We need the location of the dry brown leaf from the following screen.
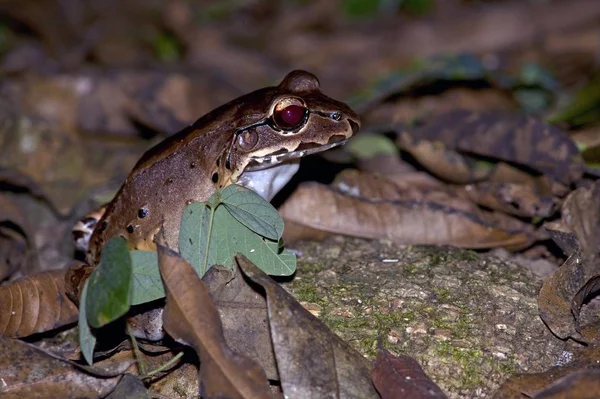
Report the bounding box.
[538,181,600,340]
[0,268,78,337]
[202,265,279,381]
[281,220,332,244]
[105,374,150,399]
[235,254,380,399]
[0,195,36,281]
[458,182,560,218]
[493,345,600,399]
[157,244,272,399]
[371,347,447,399]
[280,173,541,250]
[406,110,584,185]
[362,87,517,130]
[533,369,600,399]
[0,336,121,398]
[397,131,491,184]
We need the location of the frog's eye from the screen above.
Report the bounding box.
[237,128,258,151]
[273,98,307,131]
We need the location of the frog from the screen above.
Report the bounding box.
[67,70,360,310]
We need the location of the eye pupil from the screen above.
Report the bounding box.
[276,105,305,129]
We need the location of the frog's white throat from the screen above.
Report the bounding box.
[237,159,300,201]
[237,139,348,201]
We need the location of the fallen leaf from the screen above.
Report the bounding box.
[493,345,600,398]
[533,369,600,399]
[538,180,600,340]
[0,269,78,337]
[0,336,121,398]
[236,254,380,399]
[105,374,150,399]
[280,172,542,249]
[403,110,584,185]
[203,265,279,381]
[0,194,36,280]
[371,347,448,399]
[459,182,560,218]
[157,243,273,399]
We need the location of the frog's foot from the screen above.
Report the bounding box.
[72,206,107,252]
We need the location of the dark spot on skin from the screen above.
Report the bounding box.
[99,221,108,233]
[127,225,135,234]
[166,178,174,184]
[216,158,220,166]
[138,208,148,218]
[212,172,219,183]
[225,159,231,170]
[190,162,196,169]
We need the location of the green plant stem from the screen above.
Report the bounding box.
[126,323,147,376]
[144,351,184,378]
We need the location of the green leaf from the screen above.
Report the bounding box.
[86,237,133,328]
[179,201,213,276]
[130,250,163,305]
[548,71,600,127]
[210,206,296,275]
[345,133,399,159]
[78,280,96,365]
[220,184,284,240]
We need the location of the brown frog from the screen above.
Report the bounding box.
[69,70,360,304]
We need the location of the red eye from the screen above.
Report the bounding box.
[275,104,306,129]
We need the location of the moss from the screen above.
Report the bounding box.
[356,336,379,358]
[374,309,416,329]
[293,283,323,305]
[428,254,445,266]
[498,357,518,375]
[434,341,484,388]
[298,262,326,274]
[433,287,451,302]
[453,314,476,339]
[403,263,418,274]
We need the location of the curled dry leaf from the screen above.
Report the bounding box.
[534,369,600,399]
[397,131,491,184]
[538,180,600,340]
[235,254,380,399]
[0,195,36,281]
[0,336,121,398]
[371,347,447,399]
[157,244,272,399]
[493,345,600,398]
[0,268,78,337]
[405,110,584,185]
[459,182,560,218]
[280,170,542,249]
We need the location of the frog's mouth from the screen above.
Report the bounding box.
[246,139,348,172]
[238,138,348,201]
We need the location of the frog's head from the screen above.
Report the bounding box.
[216,70,360,199]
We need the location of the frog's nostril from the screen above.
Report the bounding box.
[349,119,360,135]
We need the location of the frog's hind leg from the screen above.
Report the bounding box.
[72,206,107,252]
